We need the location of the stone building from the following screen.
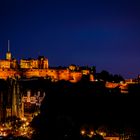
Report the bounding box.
[20,56,49,69]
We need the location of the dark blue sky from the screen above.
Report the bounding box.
[0,0,140,78]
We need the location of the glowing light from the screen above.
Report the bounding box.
[90,131,94,135]
[21,117,27,121]
[99,132,106,137]
[81,130,86,135]
[34,113,38,116]
[3,132,7,137]
[25,122,29,126]
[100,132,103,135]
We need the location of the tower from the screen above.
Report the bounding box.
[6,40,12,60]
[11,78,23,118]
[12,79,17,117]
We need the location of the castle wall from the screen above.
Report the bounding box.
[23,69,40,78]
[22,69,87,82]
[70,72,83,82]
[0,60,10,68]
[41,69,59,79]
[0,67,93,83]
[0,69,19,80]
[58,69,70,81]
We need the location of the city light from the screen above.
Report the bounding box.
[21,117,27,121]
[81,130,86,135]
[25,122,29,126]
[90,131,94,135]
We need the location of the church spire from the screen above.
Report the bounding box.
[8,40,10,52]
[6,40,12,60]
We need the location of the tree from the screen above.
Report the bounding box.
[113,74,124,83]
[96,70,124,83]
[90,66,96,74]
[97,70,111,82]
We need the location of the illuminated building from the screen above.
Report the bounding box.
[22,90,45,119]
[0,41,94,82]
[20,56,48,69]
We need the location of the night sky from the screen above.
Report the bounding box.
[0,0,140,78]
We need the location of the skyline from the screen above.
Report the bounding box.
[1,0,140,78]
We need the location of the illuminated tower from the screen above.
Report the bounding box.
[6,40,12,60]
[12,80,17,117]
[16,81,23,118]
[21,98,24,118]
[11,79,23,118]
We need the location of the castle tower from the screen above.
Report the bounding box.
[6,40,12,60]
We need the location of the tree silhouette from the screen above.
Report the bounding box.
[96,70,124,83]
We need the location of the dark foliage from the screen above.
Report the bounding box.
[30,79,140,140]
[96,70,124,82]
[1,77,140,140]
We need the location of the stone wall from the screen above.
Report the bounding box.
[0,69,19,80]
[24,69,85,82]
[0,68,93,82]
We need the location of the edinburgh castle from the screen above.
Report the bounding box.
[0,41,94,82]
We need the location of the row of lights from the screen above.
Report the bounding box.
[81,129,94,138]
[81,129,106,138]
